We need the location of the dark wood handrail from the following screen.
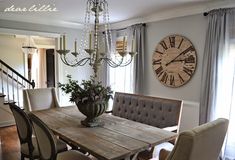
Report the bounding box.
[0,59,35,88]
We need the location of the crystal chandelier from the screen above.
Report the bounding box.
[22,36,37,54]
[56,0,137,77]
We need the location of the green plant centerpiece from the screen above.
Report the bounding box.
[58,75,113,127]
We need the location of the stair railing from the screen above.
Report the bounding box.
[0,59,35,106]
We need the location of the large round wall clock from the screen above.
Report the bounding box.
[152,35,197,88]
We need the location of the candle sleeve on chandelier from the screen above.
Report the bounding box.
[75,39,77,52]
[60,36,62,50]
[89,32,92,50]
[122,36,126,52]
[63,34,66,50]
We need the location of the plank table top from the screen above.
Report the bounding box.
[31,106,177,160]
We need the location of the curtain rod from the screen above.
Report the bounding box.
[102,23,146,34]
[203,12,209,16]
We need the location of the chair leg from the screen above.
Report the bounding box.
[21,154,24,160]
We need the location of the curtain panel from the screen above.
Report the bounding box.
[199,8,235,159]
[104,23,146,94]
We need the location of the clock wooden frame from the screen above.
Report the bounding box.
[152,34,197,88]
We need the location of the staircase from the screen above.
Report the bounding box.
[0,59,35,127]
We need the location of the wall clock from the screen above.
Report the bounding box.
[152,35,197,88]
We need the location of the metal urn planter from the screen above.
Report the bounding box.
[76,101,107,127]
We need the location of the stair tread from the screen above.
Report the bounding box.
[4,100,16,105]
[0,93,6,97]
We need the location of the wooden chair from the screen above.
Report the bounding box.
[158,118,229,160]
[28,113,91,160]
[23,88,60,111]
[9,103,68,160]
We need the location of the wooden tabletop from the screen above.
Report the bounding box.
[32,106,177,160]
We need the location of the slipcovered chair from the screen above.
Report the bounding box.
[9,103,68,160]
[23,88,60,111]
[158,118,229,160]
[28,113,92,160]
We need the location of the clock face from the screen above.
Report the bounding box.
[152,35,197,87]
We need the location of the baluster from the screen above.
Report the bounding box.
[22,78,24,89]
[17,76,20,107]
[12,71,14,103]
[6,68,9,102]
[1,63,4,94]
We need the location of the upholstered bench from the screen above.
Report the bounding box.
[110,92,183,160]
[111,92,183,131]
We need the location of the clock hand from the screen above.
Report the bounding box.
[166,46,194,66]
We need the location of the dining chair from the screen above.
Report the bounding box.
[158,118,229,160]
[23,88,60,111]
[28,113,92,160]
[9,103,68,160]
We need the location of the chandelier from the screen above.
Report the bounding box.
[56,0,137,77]
[22,36,37,54]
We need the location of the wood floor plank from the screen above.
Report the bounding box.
[0,126,20,160]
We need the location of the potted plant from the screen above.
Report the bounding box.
[58,75,113,127]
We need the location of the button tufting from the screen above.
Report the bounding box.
[131,110,134,113]
[162,117,165,120]
[138,112,140,115]
[123,101,125,104]
[160,107,162,111]
[151,106,154,109]
[168,108,172,112]
[153,115,156,118]
[146,113,148,117]
[129,102,131,105]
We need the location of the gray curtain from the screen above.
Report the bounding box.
[131,24,145,94]
[199,8,234,124]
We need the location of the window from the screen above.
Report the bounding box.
[108,35,134,93]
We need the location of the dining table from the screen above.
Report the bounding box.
[31,106,177,160]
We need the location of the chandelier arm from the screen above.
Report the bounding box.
[101,57,124,68]
[119,57,134,67]
[60,55,72,66]
[74,58,91,67]
[61,54,91,67]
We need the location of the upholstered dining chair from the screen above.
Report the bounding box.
[23,88,60,111]
[158,118,229,160]
[9,103,68,160]
[28,113,92,160]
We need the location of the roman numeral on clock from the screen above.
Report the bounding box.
[160,41,168,50]
[170,75,175,86]
[178,73,184,83]
[169,36,175,48]
[178,38,184,49]
[161,72,168,83]
[152,59,161,65]
[183,67,193,76]
[155,50,164,55]
[155,66,164,77]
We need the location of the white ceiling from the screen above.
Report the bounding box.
[0,0,234,29]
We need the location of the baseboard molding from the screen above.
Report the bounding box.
[0,120,15,128]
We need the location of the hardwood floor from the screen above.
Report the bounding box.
[0,125,20,160]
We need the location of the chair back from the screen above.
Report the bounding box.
[166,118,229,160]
[29,113,57,160]
[9,103,32,145]
[23,88,60,111]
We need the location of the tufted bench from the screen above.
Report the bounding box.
[112,92,183,131]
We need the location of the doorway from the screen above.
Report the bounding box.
[46,49,55,87]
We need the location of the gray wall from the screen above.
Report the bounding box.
[144,14,208,131]
[0,19,93,105]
